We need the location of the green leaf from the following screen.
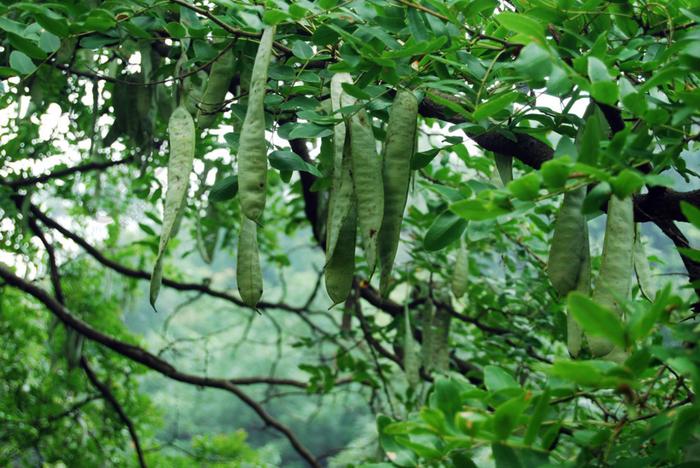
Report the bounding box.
[507,173,541,201]
[424,210,468,251]
[377,415,418,467]
[450,196,511,221]
[287,122,334,139]
[36,13,69,37]
[165,22,187,39]
[546,360,620,387]
[540,158,572,190]
[292,40,314,60]
[209,175,238,202]
[269,150,321,176]
[567,292,626,348]
[681,201,700,229]
[588,57,618,105]
[492,443,549,468]
[473,91,519,121]
[9,51,36,75]
[263,9,288,25]
[411,148,441,170]
[431,377,463,423]
[628,285,671,342]
[524,388,550,446]
[495,12,545,42]
[668,406,700,453]
[515,43,551,81]
[38,30,60,53]
[578,108,602,166]
[484,365,519,392]
[611,169,644,198]
[493,394,531,440]
[340,82,371,100]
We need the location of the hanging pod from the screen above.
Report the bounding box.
[377,90,418,295]
[238,26,275,222]
[588,195,634,357]
[237,215,263,308]
[197,47,236,129]
[150,106,196,309]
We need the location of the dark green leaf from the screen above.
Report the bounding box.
[567,292,626,348]
[424,211,468,251]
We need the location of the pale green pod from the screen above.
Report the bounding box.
[633,225,655,301]
[238,26,275,222]
[588,195,634,357]
[451,240,469,299]
[419,302,435,372]
[325,203,357,306]
[197,48,236,129]
[150,106,196,309]
[378,90,418,295]
[432,307,451,373]
[348,104,384,275]
[237,216,263,307]
[547,187,587,296]
[567,221,590,358]
[326,73,355,261]
[403,304,420,387]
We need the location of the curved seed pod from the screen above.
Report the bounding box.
[451,240,469,299]
[150,106,196,309]
[197,48,236,129]
[325,203,357,306]
[547,187,587,296]
[633,225,655,301]
[347,102,384,275]
[403,304,420,387]
[432,306,451,373]
[494,153,513,185]
[326,73,355,261]
[238,26,275,222]
[588,195,634,357]
[378,90,418,295]
[237,216,263,307]
[568,222,590,357]
[419,302,435,373]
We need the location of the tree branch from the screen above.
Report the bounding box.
[0,264,321,468]
[80,357,148,468]
[4,156,134,189]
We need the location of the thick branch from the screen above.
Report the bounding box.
[0,264,320,468]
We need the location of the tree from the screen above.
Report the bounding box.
[1,0,699,466]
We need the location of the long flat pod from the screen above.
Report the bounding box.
[237,215,263,307]
[588,195,634,357]
[378,90,418,295]
[347,100,384,275]
[238,26,275,222]
[451,239,469,299]
[403,303,420,387]
[197,47,236,129]
[325,202,357,306]
[547,186,587,296]
[150,106,195,308]
[326,72,355,261]
[568,222,591,357]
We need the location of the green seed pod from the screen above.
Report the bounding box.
[238,26,275,222]
[451,240,469,299]
[347,101,384,275]
[547,187,588,296]
[325,203,357,306]
[403,305,420,387]
[150,106,196,308]
[197,48,236,129]
[237,216,263,307]
[588,195,634,357]
[633,225,655,301]
[431,306,451,373]
[378,90,418,295]
[326,73,355,261]
[419,302,435,373]
[568,221,590,358]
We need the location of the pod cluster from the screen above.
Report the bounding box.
[324,80,419,305]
